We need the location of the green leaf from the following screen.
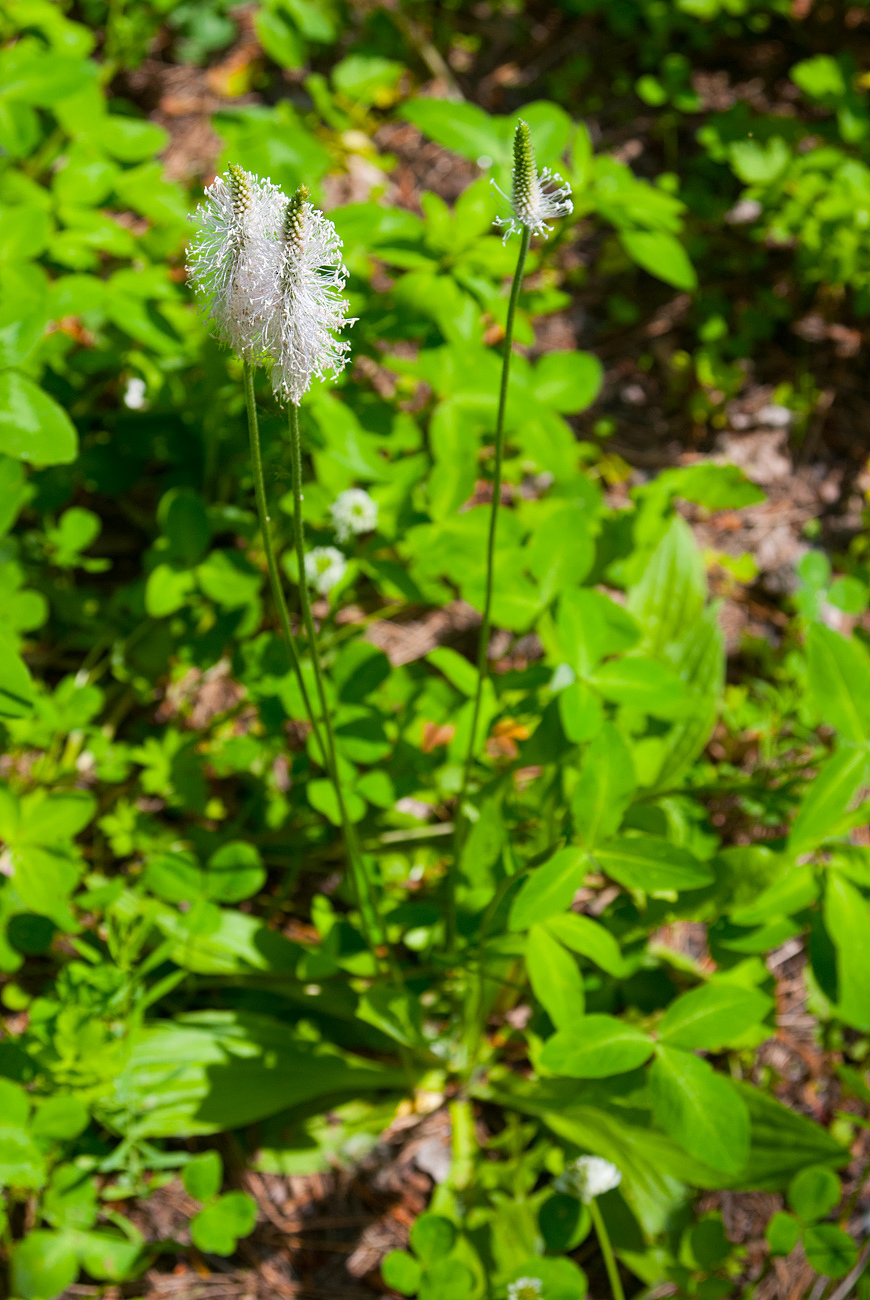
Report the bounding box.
[558,679,604,744]
[10,1230,78,1300]
[426,645,478,696]
[557,588,641,676]
[509,847,587,931]
[540,1014,654,1078]
[144,563,196,618]
[0,1125,45,1188]
[668,462,765,509]
[649,1046,749,1175]
[143,851,204,904]
[571,723,637,848]
[788,1165,841,1224]
[532,351,603,413]
[182,1149,222,1203]
[191,1191,257,1255]
[807,623,870,743]
[114,1011,405,1137]
[0,628,34,718]
[401,99,509,165]
[158,487,211,565]
[736,1081,848,1188]
[73,1228,144,1282]
[791,54,846,99]
[42,1165,98,1231]
[788,745,868,855]
[658,982,772,1050]
[824,871,870,1030]
[526,924,585,1028]
[254,5,307,67]
[419,1258,476,1300]
[507,1256,587,1299]
[410,1213,456,1262]
[539,1194,589,1253]
[802,1224,858,1279]
[11,845,81,927]
[543,912,627,977]
[619,229,697,290]
[382,1250,423,1296]
[31,1095,89,1142]
[0,371,77,465]
[206,841,266,903]
[595,837,713,894]
[765,1211,800,1257]
[18,790,96,843]
[729,136,790,183]
[590,657,693,719]
[197,549,261,608]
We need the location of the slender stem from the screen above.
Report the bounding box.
[287,403,404,989]
[448,1097,475,1191]
[243,361,326,767]
[589,1197,626,1300]
[450,225,531,949]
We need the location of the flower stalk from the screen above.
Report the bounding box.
[449,223,529,946]
[451,120,572,952]
[589,1196,626,1300]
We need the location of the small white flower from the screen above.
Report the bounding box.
[123,377,147,410]
[260,186,354,406]
[508,1279,543,1300]
[330,488,378,542]
[555,1155,622,1203]
[493,119,573,242]
[187,163,286,359]
[304,546,347,594]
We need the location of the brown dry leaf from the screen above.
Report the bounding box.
[421,721,455,753]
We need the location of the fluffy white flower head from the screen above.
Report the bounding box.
[330,488,378,542]
[493,120,573,243]
[261,185,354,406]
[556,1155,622,1203]
[187,163,286,358]
[508,1279,543,1300]
[305,545,347,595]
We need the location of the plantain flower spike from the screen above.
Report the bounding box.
[493,119,573,243]
[263,185,354,406]
[187,163,285,359]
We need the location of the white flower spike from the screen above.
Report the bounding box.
[556,1155,622,1203]
[305,545,347,595]
[187,163,286,359]
[508,1280,543,1300]
[493,119,573,243]
[263,185,354,406]
[330,488,378,543]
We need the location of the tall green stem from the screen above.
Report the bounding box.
[450,225,531,949]
[589,1196,626,1300]
[243,361,325,768]
[287,402,404,988]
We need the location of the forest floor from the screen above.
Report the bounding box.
[84,17,870,1299]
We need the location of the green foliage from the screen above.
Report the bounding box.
[0,0,867,1295]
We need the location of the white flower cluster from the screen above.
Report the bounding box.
[493,119,573,243]
[555,1155,622,1203]
[330,488,378,542]
[305,546,347,595]
[507,1280,543,1300]
[187,166,353,405]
